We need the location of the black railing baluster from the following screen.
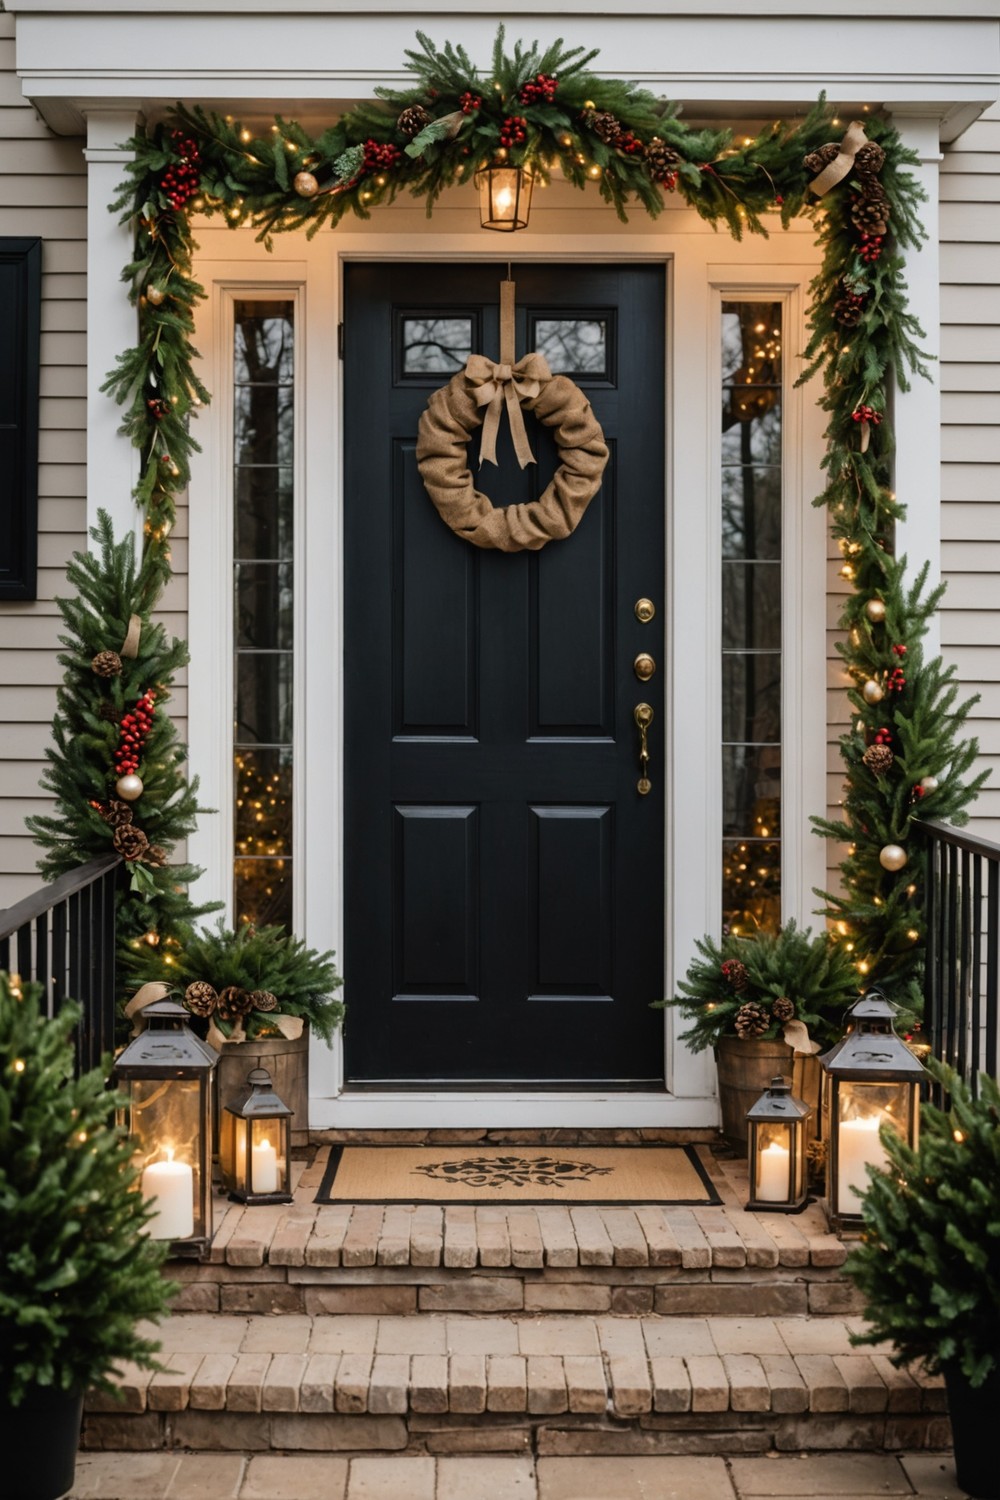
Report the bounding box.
[922,822,1000,1095]
[0,856,121,1078]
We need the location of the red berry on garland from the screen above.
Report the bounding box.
[720,958,749,993]
[459,91,482,115]
[892,643,907,657]
[774,194,784,206]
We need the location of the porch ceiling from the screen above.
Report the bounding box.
[6,6,998,139]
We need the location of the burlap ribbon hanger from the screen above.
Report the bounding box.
[808,120,869,196]
[416,278,609,553]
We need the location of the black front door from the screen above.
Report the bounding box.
[343,262,665,1086]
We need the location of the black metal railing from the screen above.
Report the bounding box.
[924,820,1000,1092]
[0,855,121,1075]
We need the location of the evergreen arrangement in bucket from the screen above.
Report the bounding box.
[0,972,172,1500]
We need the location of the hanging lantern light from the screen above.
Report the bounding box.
[745,1076,812,1213]
[819,988,925,1233]
[475,163,533,231]
[113,999,218,1256]
[219,1068,294,1205]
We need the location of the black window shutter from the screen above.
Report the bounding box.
[0,237,42,600]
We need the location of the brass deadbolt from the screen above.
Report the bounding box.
[634,598,656,624]
[633,653,656,682]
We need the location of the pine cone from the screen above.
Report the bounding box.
[217,984,254,1020]
[834,293,865,327]
[645,137,682,181]
[249,989,279,1012]
[113,824,149,860]
[397,104,432,139]
[772,996,796,1023]
[853,141,885,181]
[589,110,622,145]
[145,844,168,866]
[734,1001,770,1039]
[721,958,749,993]
[863,743,895,775]
[184,980,218,1018]
[803,141,840,175]
[91,650,123,678]
[98,701,121,724]
[103,799,134,828]
[850,191,890,236]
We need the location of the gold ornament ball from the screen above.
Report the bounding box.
[920,775,940,793]
[879,843,907,872]
[583,99,595,110]
[294,171,319,198]
[865,598,886,623]
[862,679,884,705]
[146,285,166,306]
[116,773,144,802]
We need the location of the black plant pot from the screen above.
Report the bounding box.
[0,1384,83,1500]
[943,1363,1000,1500]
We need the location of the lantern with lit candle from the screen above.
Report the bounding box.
[219,1068,293,1205]
[475,163,533,231]
[113,998,218,1256]
[745,1076,812,1213]
[819,988,925,1232]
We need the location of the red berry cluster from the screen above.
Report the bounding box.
[362,139,402,174]
[851,404,882,426]
[146,397,170,421]
[892,643,907,658]
[886,667,906,694]
[160,132,201,211]
[115,689,156,778]
[873,726,893,746]
[616,131,645,158]
[499,115,528,148]
[912,784,926,801]
[659,171,679,192]
[858,232,884,264]
[459,91,482,114]
[518,72,558,105]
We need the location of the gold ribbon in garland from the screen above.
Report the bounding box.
[124,981,172,1035]
[464,279,551,469]
[206,1013,304,1050]
[120,613,142,658]
[808,120,870,197]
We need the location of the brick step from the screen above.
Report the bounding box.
[172,1147,857,1318]
[84,1312,949,1458]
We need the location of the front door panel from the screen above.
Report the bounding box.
[344,262,665,1085]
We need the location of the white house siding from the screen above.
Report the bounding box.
[941,102,1000,844]
[0,13,86,908]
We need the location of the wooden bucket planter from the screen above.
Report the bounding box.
[715,1034,822,1153]
[214,1024,310,1148]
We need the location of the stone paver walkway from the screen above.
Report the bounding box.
[69,1451,971,1499]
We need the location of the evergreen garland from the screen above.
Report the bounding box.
[92,26,989,1006]
[25,513,219,993]
[0,973,172,1405]
[846,1057,1000,1387]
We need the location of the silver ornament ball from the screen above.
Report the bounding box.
[146,284,166,306]
[116,773,144,802]
[865,598,886,623]
[920,775,940,794]
[862,679,884,705]
[294,171,319,198]
[879,843,907,872]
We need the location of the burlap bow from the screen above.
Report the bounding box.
[465,350,552,469]
[808,120,869,196]
[206,1013,304,1049]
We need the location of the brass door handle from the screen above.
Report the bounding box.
[634,702,653,796]
[634,653,656,682]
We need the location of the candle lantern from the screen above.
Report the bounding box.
[819,988,926,1232]
[219,1068,294,1205]
[113,999,218,1256]
[745,1076,812,1213]
[475,164,533,231]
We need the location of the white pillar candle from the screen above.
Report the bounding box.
[141,1150,194,1240]
[756,1140,791,1203]
[837,1114,887,1215]
[251,1137,278,1194]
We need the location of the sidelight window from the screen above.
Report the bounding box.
[721,301,783,934]
[232,300,295,928]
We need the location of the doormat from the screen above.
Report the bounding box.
[315,1144,720,1206]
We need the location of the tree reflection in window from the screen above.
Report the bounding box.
[534,318,607,375]
[402,317,474,374]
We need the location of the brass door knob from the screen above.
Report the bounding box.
[633,653,656,682]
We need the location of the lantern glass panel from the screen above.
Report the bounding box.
[835,1079,914,1217]
[753,1120,796,1203]
[477,167,533,231]
[127,1077,207,1242]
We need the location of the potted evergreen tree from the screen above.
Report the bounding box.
[0,973,172,1500]
[845,1058,1000,1500]
[657,922,859,1148]
[134,919,343,1146]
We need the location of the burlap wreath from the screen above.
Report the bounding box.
[416,363,609,553]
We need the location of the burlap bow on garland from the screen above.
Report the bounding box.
[416,280,609,553]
